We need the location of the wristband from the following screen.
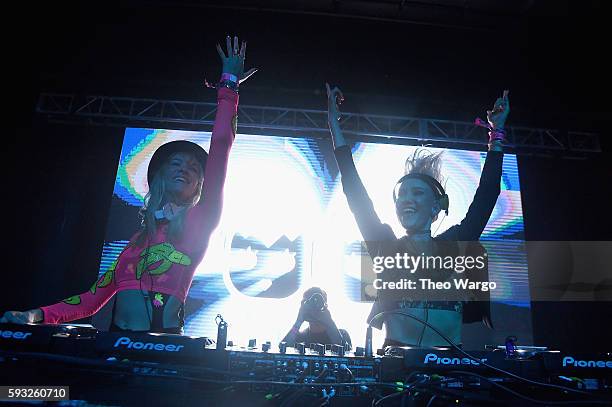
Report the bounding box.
[488,129,506,143]
[221,73,238,83]
[203,76,239,93]
[475,117,506,143]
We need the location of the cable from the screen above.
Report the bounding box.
[432,211,447,237]
[139,243,153,328]
[13,348,608,406]
[3,349,420,391]
[448,371,612,406]
[339,363,354,381]
[274,360,321,405]
[280,367,329,407]
[373,375,429,407]
[373,389,412,407]
[416,306,429,347]
[368,311,594,397]
[1,350,258,380]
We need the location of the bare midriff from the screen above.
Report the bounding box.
[112,289,182,330]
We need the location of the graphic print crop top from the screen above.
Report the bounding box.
[40,87,238,324]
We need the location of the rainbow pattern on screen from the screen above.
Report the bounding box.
[101,127,529,347]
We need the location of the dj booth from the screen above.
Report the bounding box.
[1,323,610,406]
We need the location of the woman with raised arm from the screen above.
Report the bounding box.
[326,83,509,347]
[1,36,257,334]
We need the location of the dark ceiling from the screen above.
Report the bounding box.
[8,1,609,140]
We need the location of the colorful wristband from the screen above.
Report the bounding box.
[488,130,506,143]
[475,117,506,143]
[221,73,238,83]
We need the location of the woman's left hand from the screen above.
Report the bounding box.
[216,35,257,84]
[487,90,510,130]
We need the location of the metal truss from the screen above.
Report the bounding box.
[36,93,601,154]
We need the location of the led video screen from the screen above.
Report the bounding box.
[95,128,531,350]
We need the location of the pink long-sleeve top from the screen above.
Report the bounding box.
[41,87,238,324]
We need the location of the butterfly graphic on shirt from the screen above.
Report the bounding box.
[61,257,120,305]
[61,243,192,306]
[136,243,192,279]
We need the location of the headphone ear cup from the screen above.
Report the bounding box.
[440,194,449,214]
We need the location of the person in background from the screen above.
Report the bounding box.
[282,287,352,350]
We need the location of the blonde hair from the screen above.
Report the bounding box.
[404,148,445,187]
[136,159,204,246]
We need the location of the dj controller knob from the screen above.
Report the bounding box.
[331,344,345,357]
[297,342,306,354]
[279,341,287,354]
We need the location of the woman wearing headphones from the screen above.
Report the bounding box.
[326,83,509,347]
[1,36,257,334]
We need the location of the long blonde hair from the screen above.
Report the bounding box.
[136,160,204,246]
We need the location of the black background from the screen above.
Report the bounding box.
[4,1,611,351]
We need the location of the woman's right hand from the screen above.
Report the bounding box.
[0,309,43,324]
[325,82,345,125]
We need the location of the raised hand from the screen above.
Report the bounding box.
[487,90,510,130]
[215,35,257,85]
[325,82,348,149]
[325,82,345,124]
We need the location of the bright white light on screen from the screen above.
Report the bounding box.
[110,128,529,349]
